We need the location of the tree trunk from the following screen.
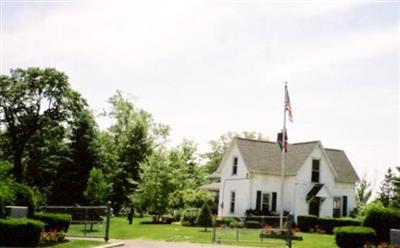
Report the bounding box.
[12,147,24,182]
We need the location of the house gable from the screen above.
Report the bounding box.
[219,141,249,179]
[296,143,338,186]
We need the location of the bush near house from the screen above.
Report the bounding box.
[0,218,44,247]
[297,215,318,232]
[334,226,376,248]
[34,212,72,232]
[181,208,199,226]
[362,206,400,242]
[196,203,214,231]
[245,220,262,229]
[318,217,361,234]
[215,216,238,227]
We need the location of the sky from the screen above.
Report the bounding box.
[1,0,399,190]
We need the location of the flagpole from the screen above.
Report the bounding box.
[279,83,287,229]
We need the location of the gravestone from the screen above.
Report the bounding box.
[5,206,28,218]
[390,229,400,245]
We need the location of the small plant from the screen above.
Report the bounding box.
[39,229,66,246]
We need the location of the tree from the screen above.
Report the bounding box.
[391,166,400,208]
[203,131,267,173]
[104,92,168,213]
[0,68,83,182]
[84,167,110,205]
[132,150,173,222]
[0,161,15,217]
[378,168,395,207]
[196,202,213,232]
[50,109,101,204]
[351,176,373,216]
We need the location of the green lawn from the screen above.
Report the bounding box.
[68,216,337,248]
[51,240,104,248]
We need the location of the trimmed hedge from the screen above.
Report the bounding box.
[318,217,361,234]
[297,215,318,232]
[334,226,376,248]
[363,207,400,242]
[245,220,261,229]
[0,218,44,247]
[34,212,72,232]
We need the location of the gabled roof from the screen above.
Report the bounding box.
[325,148,359,183]
[233,137,359,183]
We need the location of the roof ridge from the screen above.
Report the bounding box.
[234,137,275,144]
[325,148,343,152]
[292,141,320,145]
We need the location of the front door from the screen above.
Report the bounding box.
[309,197,320,216]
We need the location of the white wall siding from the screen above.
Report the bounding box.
[218,144,250,217]
[218,142,357,219]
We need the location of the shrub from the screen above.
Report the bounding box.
[318,217,361,234]
[10,183,36,218]
[297,215,318,232]
[181,208,198,226]
[334,226,376,248]
[245,220,261,229]
[34,212,72,232]
[0,218,44,247]
[39,230,66,246]
[215,217,238,227]
[363,206,400,242]
[230,220,244,228]
[196,203,214,231]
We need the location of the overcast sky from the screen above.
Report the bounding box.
[1,0,399,189]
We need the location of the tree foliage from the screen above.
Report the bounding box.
[203,131,267,174]
[132,150,172,222]
[196,202,214,231]
[50,109,101,204]
[84,167,110,205]
[0,68,84,182]
[378,168,395,207]
[104,92,162,212]
[351,176,373,217]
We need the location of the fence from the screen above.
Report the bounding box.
[43,201,112,241]
[212,215,300,248]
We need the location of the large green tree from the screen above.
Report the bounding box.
[104,92,168,212]
[0,68,83,182]
[50,109,101,204]
[203,131,267,173]
[132,150,173,222]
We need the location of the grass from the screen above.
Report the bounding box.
[68,216,337,248]
[50,240,104,248]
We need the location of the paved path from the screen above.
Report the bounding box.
[122,240,273,248]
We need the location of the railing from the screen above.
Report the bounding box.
[212,215,300,248]
[43,201,112,241]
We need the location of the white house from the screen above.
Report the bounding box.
[214,137,359,219]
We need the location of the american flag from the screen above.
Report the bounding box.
[285,86,293,122]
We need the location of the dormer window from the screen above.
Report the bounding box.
[232,157,238,175]
[312,159,320,182]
